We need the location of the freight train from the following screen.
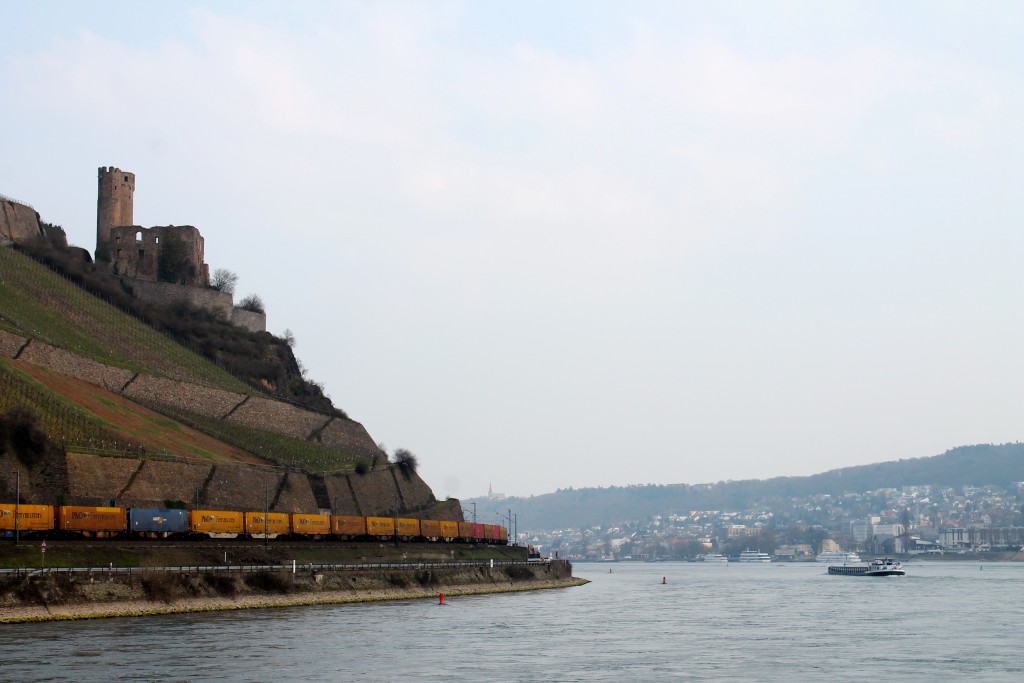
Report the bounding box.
[0,504,508,544]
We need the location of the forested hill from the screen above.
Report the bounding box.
[468,443,1024,531]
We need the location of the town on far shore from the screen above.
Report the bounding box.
[511,481,1024,562]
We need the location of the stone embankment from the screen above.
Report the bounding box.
[0,561,587,623]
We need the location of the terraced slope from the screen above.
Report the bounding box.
[0,247,251,392]
[1,358,266,465]
[0,247,364,473]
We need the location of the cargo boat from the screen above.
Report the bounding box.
[828,558,905,577]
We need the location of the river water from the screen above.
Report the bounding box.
[2,560,1021,682]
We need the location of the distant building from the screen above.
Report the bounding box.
[487,483,506,501]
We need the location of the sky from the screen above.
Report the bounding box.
[2,1,1022,499]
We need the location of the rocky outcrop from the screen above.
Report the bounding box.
[0,199,43,247]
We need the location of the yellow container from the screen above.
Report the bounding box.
[0,504,54,532]
[58,506,126,533]
[190,510,244,536]
[244,512,290,537]
[439,520,459,540]
[365,516,396,538]
[331,515,367,537]
[420,519,442,540]
[396,517,420,539]
[292,514,331,536]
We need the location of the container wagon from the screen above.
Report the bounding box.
[0,504,54,535]
[128,508,189,537]
[190,510,244,538]
[331,515,367,539]
[57,506,127,537]
[244,512,290,539]
[291,513,331,537]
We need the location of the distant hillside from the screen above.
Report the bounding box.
[467,443,1024,530]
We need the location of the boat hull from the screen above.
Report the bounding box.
[828,558,905,576]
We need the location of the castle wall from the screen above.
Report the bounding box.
[109,225,208,287]
[126,279,234,319]
[231,307,267,333]
[0,200,43,247]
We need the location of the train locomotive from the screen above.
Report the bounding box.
[1,503,508,545]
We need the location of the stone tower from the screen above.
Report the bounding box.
[96,166,135,259]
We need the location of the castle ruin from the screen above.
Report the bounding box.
[96,167,210,287]
[95,167,264,332]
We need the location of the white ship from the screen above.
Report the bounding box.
[738,549,772,563]
[816,550,862,564]
[700,553,729,563]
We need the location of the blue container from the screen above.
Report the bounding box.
[129,508,189,534]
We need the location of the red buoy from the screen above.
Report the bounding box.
[662,576,667,584]
[439,593,445,605]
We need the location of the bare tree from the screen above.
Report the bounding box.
[211,268,238,293]
[393,448,419,477]
[238,294,265,313]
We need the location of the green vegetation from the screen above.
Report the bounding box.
[0,239,369,474]
[5,242,340,414]
[134,399,358,473]
[156,233,189,284]
[0,246,250,392]
[0,359,139,453]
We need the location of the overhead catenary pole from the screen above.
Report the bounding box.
[14,469,20,546]
[394,492,399,547]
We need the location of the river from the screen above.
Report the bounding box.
[2,560,1020,682]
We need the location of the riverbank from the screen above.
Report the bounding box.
[0,561,588,623]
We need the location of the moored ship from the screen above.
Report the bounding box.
[700,553,729,563]
[816,550,862,564]
[738,549,772,563]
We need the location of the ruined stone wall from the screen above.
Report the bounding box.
[126,279,234,319]
[0,200,43,247]
[109,225,208,287]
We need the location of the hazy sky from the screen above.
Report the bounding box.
[2,1,1022,499]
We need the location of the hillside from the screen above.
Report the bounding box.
[466,443,1024,530]
[0,241,453,518]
